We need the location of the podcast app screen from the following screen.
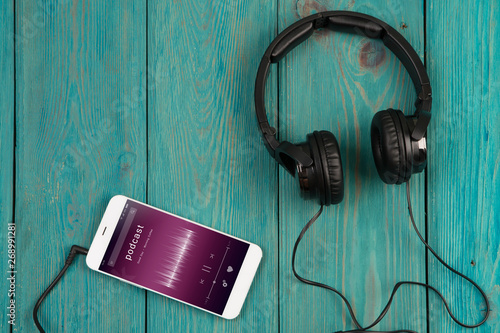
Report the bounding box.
[99,201,250,314]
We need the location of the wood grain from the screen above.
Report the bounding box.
[146,0,278,331]
[4,1,499,332]
[14,1,147,332]
[278,1,427,332]
[427,1,500,331]
[1,1,14,331]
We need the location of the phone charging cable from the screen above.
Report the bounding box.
[33,245,89,333]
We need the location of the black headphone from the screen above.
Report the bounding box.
[255,11,432,206]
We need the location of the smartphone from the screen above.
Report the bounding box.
[86,195,262,319]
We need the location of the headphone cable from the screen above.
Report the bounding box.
[33,245,89,333]
[291,181,490,332]
[33,182,491,332]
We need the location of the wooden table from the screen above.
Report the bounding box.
[1,1,498,332]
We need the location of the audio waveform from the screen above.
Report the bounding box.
[154,227,196,290]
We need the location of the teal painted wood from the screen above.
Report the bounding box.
[427,1,500,332]
[278,1,427,332]
[1,1,14,332]
[6,1,500,332]
[146,0,278,332]
[14,1,147,332]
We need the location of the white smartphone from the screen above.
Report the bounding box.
[86,195,262,319]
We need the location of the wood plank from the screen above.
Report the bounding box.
[147,0,278,331]
[1,0,15,331]
[14,1,146,332]
[426,1,500,332]
[278,2,427,332]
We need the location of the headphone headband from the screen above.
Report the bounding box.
[255,11,432,164]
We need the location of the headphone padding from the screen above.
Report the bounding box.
[316,131,344,205]
[394,109,413,183]
[371,110,402,184]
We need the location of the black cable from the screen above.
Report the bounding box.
[291,181,490,333]
[33,245,89,333]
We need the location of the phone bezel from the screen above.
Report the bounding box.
[86,195,262,320]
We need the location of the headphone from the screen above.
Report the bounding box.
[254,11,432,206]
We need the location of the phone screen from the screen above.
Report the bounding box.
[98,200,250,315]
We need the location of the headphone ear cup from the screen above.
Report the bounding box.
[370,109,407,184]
[315,131,344,205]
